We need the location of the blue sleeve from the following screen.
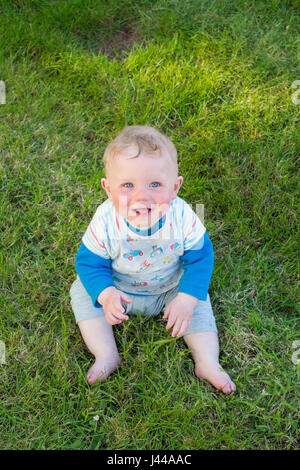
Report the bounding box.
[178,232,214,301]
[75,242,115,307]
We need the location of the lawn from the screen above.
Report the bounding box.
[0,0,299,450]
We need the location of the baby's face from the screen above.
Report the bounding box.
[101,147,183,229]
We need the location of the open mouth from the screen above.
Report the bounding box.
[134,208,152,216]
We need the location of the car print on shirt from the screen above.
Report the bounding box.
[132,280,148,287]
[170,242,180,251]
[150,245,163,258]
[123,250,143,261]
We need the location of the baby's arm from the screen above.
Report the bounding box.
[178,232,214,301]
[76,242,132,325]
[164,233,214,337]
[75,242,115,307]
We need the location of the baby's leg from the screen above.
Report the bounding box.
[184,331,236,394]
[78,317,121,384]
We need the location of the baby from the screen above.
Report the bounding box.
[70,126,236,393]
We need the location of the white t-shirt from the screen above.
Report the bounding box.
[81,196,206,295]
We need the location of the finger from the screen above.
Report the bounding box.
[174,320,190,338]
[120,293,132,304]
[113,299,129,318]
[172,318,190,338]
[171,319,183,337]
[166,313,176,330]
[106,312,122,325]
[112,308,129,320]
[163,304,170,320]
[113,300,127,313]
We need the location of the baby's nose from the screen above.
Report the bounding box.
[134,186,150,201]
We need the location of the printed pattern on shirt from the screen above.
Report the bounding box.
[81,197,206,295]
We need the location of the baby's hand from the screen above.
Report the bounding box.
[163,292,198,338]
[97,287,132,325]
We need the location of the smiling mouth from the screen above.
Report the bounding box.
[134,208,152,216]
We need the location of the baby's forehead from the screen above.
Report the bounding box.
[114,145,177,167]
[105,143,178,177]
[116,145,163,161]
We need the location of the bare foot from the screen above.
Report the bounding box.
[195,362,236,394]
[87,357,121,385]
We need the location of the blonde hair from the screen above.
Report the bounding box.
[102,126,178,175]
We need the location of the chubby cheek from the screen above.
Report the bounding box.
[111,190,130,215]
[154,192,172,214]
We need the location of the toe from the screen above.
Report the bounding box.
[194,363,236,394]
[221,380,236,394]
[230,381,236,392]
[87,373,97,385]
[87,371,106,384]
[221,381,232,393]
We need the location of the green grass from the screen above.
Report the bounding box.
[0,0,299,450]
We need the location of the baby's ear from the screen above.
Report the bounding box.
[101,178,112,200]
[172,176,183,198]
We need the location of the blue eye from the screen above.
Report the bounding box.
[123,183,133,188]
[150,182,160,188]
